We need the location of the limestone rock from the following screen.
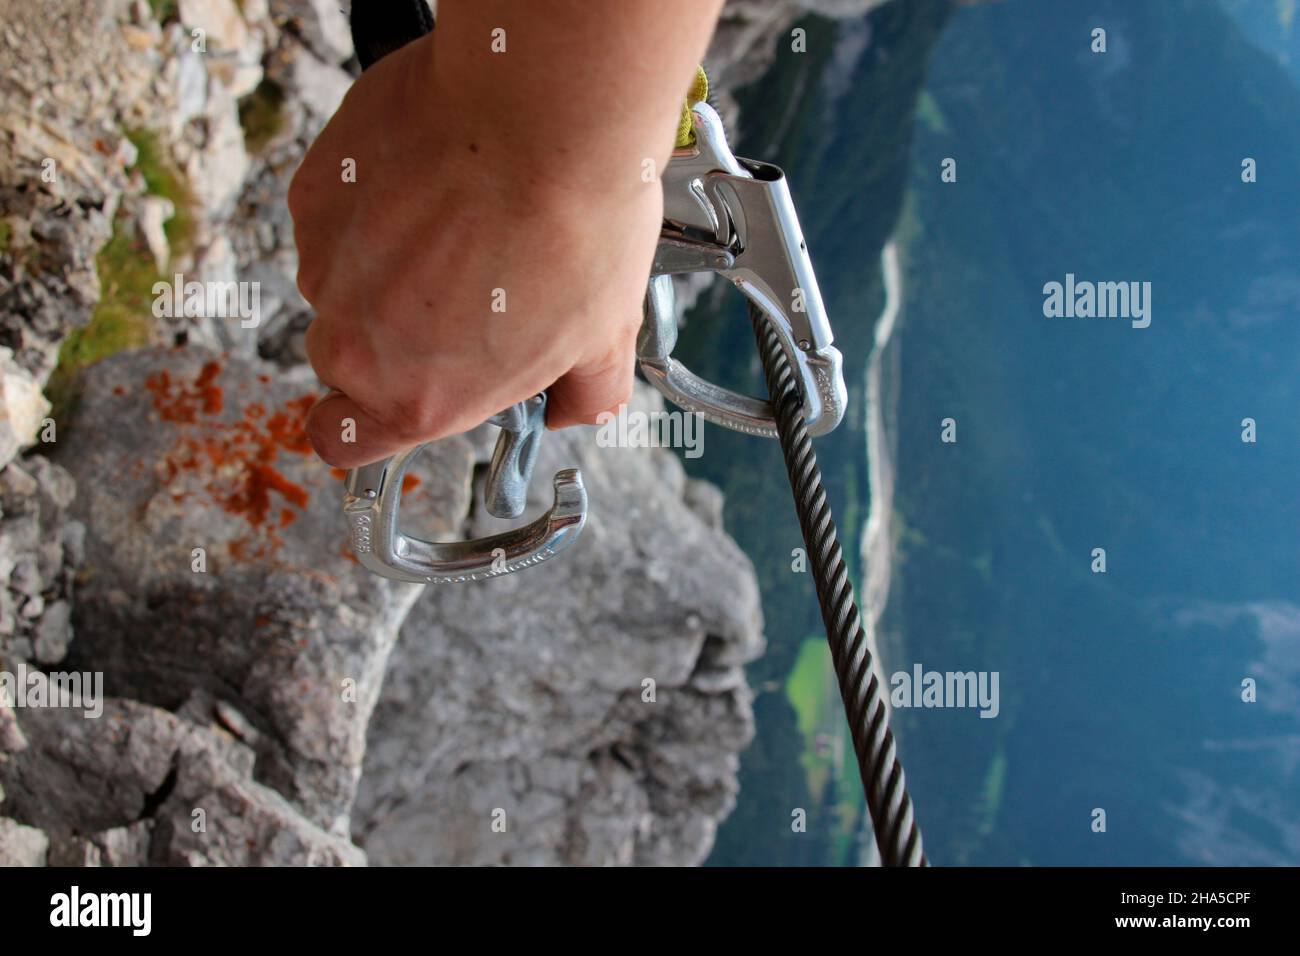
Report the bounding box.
[136,195,176,272]
[0,454,78,658]
[1,698,363,865]
[354,387,765,865]
[707,0,887,118]
[278,0,354,64]
[32,599,71,664]
[0,816,47,865]
[182,78,252,217]
[0,0,150,383]
[51,345,465,833]
[0,348,49,468]
[178,0,251,54]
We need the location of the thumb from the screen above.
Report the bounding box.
[306,391,405,468]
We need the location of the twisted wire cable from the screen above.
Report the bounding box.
[749,303,927,867]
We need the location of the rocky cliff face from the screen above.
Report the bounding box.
[0,0,877,866]
[353,382,762,865]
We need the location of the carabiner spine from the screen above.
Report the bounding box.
[343,449,587,584]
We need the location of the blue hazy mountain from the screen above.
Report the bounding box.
[1220,0,1300,84]
[698,0,1300,866]
[891,0,1300,866]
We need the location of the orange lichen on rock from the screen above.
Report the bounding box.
[146,359,320,558]
[264,396,315,455]
[196,360,224,414]
[145,360,224,424]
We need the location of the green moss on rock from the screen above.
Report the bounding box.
[45,222,159,428]
[126,128,195,258]
[239,78,286,155]
[45,128,195,427]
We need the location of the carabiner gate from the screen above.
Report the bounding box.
[638,101,846,438]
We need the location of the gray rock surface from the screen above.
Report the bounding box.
[708,0,887,119]
[3,697,364,865]
[19,344,762,866]
[50,346,444,835]
[0,0,146,382]
[354,387,764,865]
[0,815,47,865]
[0,453,79,667]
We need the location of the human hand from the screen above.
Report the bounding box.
[290,37,665,467]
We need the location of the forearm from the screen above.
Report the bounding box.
[431,0,724,190]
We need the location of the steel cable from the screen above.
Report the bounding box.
[749,302,927,867]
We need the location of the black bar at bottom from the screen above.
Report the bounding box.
[0,865,1284,941]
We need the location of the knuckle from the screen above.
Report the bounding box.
[295,263,323,305]
[599,382,635,419]
[305,320,364,388]
[384,394,445,443]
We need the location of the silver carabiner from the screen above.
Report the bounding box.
[342,393,586,583]
[638,101,846,438]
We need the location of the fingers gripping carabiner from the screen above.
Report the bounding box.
[343,394,586,583]
[637,102,847,439]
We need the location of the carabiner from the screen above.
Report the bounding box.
[342,393,587,583]
[638,101,846,438]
